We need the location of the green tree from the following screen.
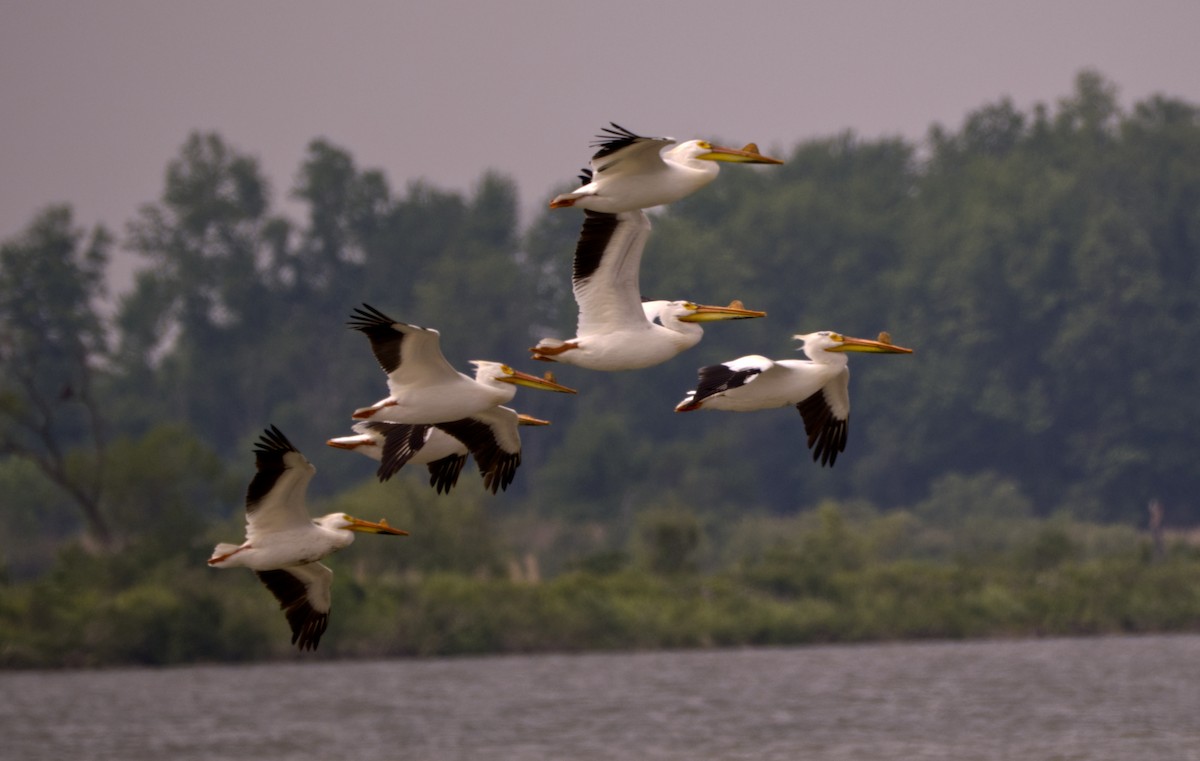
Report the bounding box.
[0,206,114,548]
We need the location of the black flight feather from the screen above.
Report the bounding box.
[374,422,431,481]
[347,303,406,375]
[795,390,848,467]
[255,569,328,651]
[691,364,763,406]
[245,425,297,509]
[589,122,651,159]
[572,210,621,285]
[434,417,520,495]
[427,454,468,495]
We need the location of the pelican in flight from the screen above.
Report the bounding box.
[208,426,408,650]
[349,303,576,424]
[328,408,551,494]
[530,209,765,371]
[549,123,783,213]
[675,331,913,466]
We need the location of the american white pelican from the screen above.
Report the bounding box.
[208,425,408,650]
[549,123,783,213]
[675,332,913,466]
[530,209,765,371]
[327,409,551,494]
[349,303,576,424]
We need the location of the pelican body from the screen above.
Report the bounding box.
[675,332,913,466]
[530,209,765,371]
[549,123,783,213]
[349,303,576,424]
[208,426,408,650]
[328,409,550,494]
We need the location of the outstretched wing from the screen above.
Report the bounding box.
[347,304,461,389]
[434,406,522,494]
[571,210,653,336]
[255,563,333,651]
[589,123,676,177]
[244,425,315,539]
[373,421,432,481]
[690,355,774,405]
[795,368,851,467]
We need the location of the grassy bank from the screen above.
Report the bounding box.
[2,502,1197,667]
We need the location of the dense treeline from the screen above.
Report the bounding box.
[2,72,1199,664]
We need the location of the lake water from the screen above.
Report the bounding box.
[2,634,1198,760]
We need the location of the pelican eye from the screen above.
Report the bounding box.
[829,333,844,342]
[500,364,514,374]
[697,141,712,150]
[683,301,698,310]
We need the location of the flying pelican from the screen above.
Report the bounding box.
[530,209,765,371]
[208,425,408,650]
[349,303,576,424]
[327,409,551,494]
[674,331,913,466]
[549,123,783,213]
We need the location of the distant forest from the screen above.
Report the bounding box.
[3,70,1199,572]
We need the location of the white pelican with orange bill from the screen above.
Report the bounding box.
[208,425,409,651]
[328,408,551,494]
[549,123,784,213]
[675,331,913,466]
[531,209,765,371]
[349,303,576,424]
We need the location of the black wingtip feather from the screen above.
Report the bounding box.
[434,417,522,495]
[256,569,329,651]
[589,122,654,159]
[346,302,397,333]
[246,425,298,507]
[347,303,406,374]
[690,364,762,406]
[795,391,849,468]
[571,211,621,284]
[427,454,468,494]
[375,423,430,481]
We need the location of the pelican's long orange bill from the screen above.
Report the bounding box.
[698,143,784,164]
[346,516,410,535]
[498,369,578,393]
[679,302,768,323]
[827,336,914,354]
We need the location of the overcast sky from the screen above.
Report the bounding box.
[5,1,1200,292]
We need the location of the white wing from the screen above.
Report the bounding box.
[589,123,675,178]
[690,355,776,404]
[572,210,653,337]
[348,304,462,390]
[255,563,332,651]
[244,426,316,539]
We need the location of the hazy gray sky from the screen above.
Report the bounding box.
[5,1,1200,291]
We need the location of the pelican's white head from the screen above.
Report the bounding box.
[645,299,767,327]
[469,361,578,394]
[314,513,410,536]
[794,331,914,362]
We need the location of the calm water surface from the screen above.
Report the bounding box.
[2,634,1198,760]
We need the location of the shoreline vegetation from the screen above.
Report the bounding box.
[2,493,1197,668]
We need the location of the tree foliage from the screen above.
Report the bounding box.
[0,207,114,547]
[2,72,1200,580]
